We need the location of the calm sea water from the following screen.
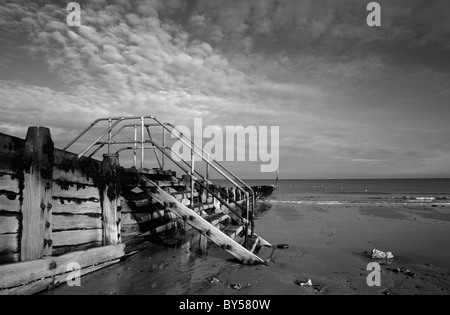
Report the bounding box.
[214,178,450,204]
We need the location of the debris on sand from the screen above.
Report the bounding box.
[210,278,220,284]
[392,267,417,277]
[294,279,327,293]
[313,285,327,294]
[380,288,392,295]
[229,283,242,290]
[277,244,289,249]
[294,279,313,287]
[371,249,394,260]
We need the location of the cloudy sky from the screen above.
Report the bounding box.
[1,0,449,179]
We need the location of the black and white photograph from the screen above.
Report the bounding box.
[0,0,449,298]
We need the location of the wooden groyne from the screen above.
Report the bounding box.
[0,125,275,294]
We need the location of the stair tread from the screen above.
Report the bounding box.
[241,235,260,253]
[172,191,199,199]
[122,167,176,176]
[192,202,215,211]
[205,213,230,225]
[256,245,275,261]
[137,173,265,264]
[224,225,244,238]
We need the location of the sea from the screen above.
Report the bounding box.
[215,178,450,205]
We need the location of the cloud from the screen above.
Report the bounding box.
[188,0,450,52]
[0,0,449,178]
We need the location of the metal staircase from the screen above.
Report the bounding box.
[64,116,271,264]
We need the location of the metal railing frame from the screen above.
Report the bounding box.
[64,116,256,242]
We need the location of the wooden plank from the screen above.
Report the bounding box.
[0,244,125,290]
[121,212,151,225]
[121,231,141,242]
[206,213,230,226]
[53,229,102,247]
[173,191,199,201]
[53,214,102,231]
[0,153,19,174]
[101,154,120,246]
[120,224,142,235]
[225,225,244,239]
[0,253,20,265]
[52,184,100,200]
[0,215,19,234]
[53,168,95,186]
[21,172,51,259]
[123,167,176,176]
[0,133,24,155]
[53,149,78,165]
[0,175,20,194]
[142,177,264,264]
[0,234,18,255]
[51,199,101,215]
[53,148,101,166]
[52,241,103,256]
[0,258,120,295]
[121,211,176,225]
[0,194,21,213]
[21,127,54,259]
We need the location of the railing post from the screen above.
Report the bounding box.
[251,194,255,237]
[190,147,195,209]
[133,125,137,167]
[108,118,112,154]
[101,153,120,246]
[140,117,145,170]
[21,127,54,260]
[162,127,165,170]
[245,192,250,248]
[205,163,209,201]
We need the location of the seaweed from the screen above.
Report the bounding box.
[56,156,101,186]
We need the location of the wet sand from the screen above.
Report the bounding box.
[43,202,450,295]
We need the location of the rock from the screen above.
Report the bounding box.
[229,283,242,290]
[277,244,289,249]
[294,279,313,287]
[392,267,417,277]
[371,249,394,260]
[380,288,392,295]
[210,278,220,284]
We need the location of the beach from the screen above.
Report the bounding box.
[44,198,450,295]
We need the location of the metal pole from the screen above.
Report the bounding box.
[206,163,209,201]
[133,125,137,167]
[245,193,250,248]
[191,147,195,209]
[146,127,162,169]
[141,116,145,170]
[78,119,123,158]
[108,118,112,154]
[162,127,166,170]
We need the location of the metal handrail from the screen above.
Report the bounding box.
[118,145,248,224]
[64,116,256,241]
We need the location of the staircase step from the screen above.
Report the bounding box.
[140,174,265,264]
[224,225,244,239]
[151,180,186,187]
[241,235,260,253]
[255,245,275,262]
[122,168,176,177]
[192,202,215,213]
[205,213,230,226]
[172,191,199,201]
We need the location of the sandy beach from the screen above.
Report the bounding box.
[43,201,450,295]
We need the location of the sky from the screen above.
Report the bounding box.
[0,0,449,179]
